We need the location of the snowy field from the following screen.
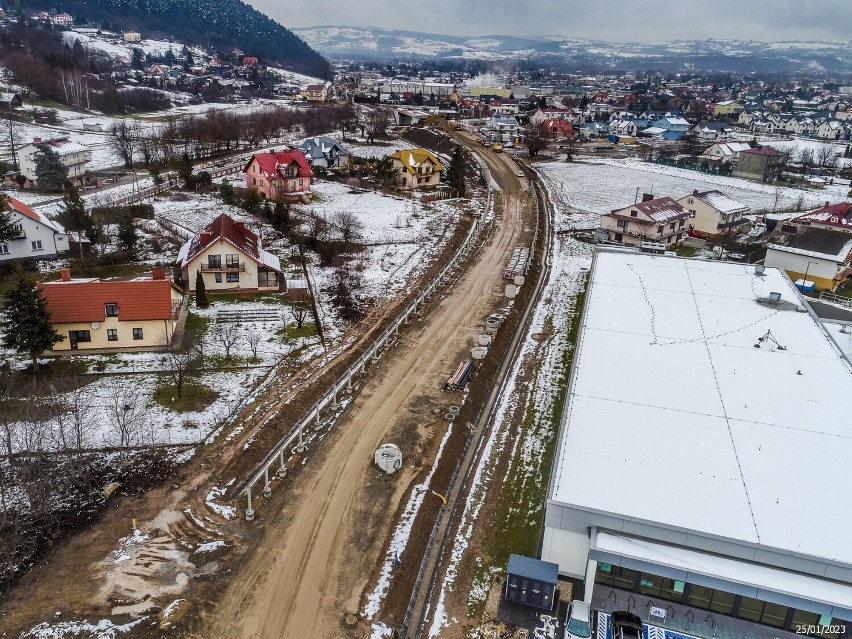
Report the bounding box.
[538,157,850,230]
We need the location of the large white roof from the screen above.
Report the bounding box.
[552,250,852,565]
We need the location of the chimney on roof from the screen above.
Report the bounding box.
[693,189,699,195]
[33,137,41,143]
[825,201,830,208]
[200,231,211,244]
[151,266,166,280]
[642,193,654,202]
[60,268,71,281]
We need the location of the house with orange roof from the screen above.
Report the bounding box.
[0,196,69,262]
[388,148,443,189]
[176,213,282,293]
[244,149,314,201]
[39,267,185,350]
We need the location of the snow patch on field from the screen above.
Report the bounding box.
[364,422,454,619]
[205,486,237,520]
[20,618,144,639]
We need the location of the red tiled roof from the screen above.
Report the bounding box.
[8,196,41,223]
[246,150,314,180]
[181,213,260,265]
[39,278,176,324]
[743,145,783,156]
[792,202,852,229]
[611,197,691,224]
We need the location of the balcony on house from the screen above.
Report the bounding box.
[200,260,246,272]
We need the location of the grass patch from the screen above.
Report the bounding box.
[677,245,701,257]
[153,381,217,413]
[470,289,587,618]
[183,311,210,338]
[206,291,286,304]
[276,322,316,342]
[206,354,250,369]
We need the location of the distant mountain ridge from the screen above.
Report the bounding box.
[294,25,851,74]
[32,0,330,78]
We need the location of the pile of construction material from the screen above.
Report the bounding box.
[503,246,529,280]
[445,359,475,391]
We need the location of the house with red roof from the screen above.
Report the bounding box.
[541,119,575,138]
[39,267,185,351]
[0,196,69,262]
[601,195,692,247]
[244,149,314,202]
[765,202,852,290]
[176,213,281,293]
[242,56,259,67]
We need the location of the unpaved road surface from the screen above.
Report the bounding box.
[200,144,533,639]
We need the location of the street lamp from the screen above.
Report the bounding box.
[802,260,818,290]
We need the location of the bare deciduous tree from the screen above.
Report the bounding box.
[289,298,311,329]
[160,331,197,399]
[817,143,839,169]
[245,331,262,360]
[216,322,241,359]
[103,380,147,449]
[332,210,364,246]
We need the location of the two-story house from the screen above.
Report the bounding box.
[600,195,692,247]
[244,150,314,201]
[303,83,328,102]
[765,203,852,290]
[700,142,752,166]
[677,190,750,237]
[298,137,351,169]
[388,148,443,189]
[176,213,281,293]
[0,196,68,262]
[732,146,784,182]
[17,137,91,189]
[39,267,185,351]
[486,114,523,144]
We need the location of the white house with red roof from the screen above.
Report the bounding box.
[600,195,692,247]
[51,12,73,26]
[0,196,68,262]
[176,213,281,293]
[245,149,314,202]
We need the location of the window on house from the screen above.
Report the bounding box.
[657,225,664,233]
[679,219,685,228]
[669,222,675,230]
[107,329,118,341]
[630,210,638,217]
[226,273,239,283]
[74,330,92,343]
[617,219,629,230]
[215,273,222,283]
[132,328,144,340]
[688,198,694,204]
[105,303,119,317]
[252,177,257,185]
[298,178,303,186]
[31,240,43,251]
[208,255,221,268]
[260,179,264,186]
[0,243,8,255]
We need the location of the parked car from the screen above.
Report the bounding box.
[611,611,643,639]
[516,169,524,177]
[493,144,503,153]
[565,600,592,639]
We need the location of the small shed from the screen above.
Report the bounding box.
[504,554,558,610]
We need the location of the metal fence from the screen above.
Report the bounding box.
[235,157,494,519]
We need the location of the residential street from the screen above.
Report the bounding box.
[197,141,534,639]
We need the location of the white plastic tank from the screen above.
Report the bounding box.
[505,284,517,298]
[514,275,525,286]
[374,443,403,474]
[478,334,492,346]
[471,346,488,360]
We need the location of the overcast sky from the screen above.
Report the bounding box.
[246,0,852,43]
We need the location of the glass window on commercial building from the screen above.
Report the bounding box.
[594,564,636,592]
[737,597,788,628]
[639,574,684,602]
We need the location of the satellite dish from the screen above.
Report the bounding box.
[91,322,100,329]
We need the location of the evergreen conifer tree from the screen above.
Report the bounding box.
[34,143,69,191]
[56,186,92,261]
[446,145,466,197]
[195,271,209,308]
[1,276,64,369]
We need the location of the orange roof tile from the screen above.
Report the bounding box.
[39,278,177,324]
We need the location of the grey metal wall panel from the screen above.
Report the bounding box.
[752,549,827,578]
[621,520,688,546]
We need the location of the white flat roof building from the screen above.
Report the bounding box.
[543,249,852,626]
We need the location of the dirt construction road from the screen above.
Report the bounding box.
[201,143,532,639]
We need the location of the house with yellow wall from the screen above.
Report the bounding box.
[388,148,443,189]
[39,267,185,351]
[177,213,281,292]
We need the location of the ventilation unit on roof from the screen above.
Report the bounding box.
[755,264,766,277]
[769,291,782,304]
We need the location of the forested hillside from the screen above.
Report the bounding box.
[10,0,330,78]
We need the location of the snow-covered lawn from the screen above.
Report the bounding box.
[538,157,849,230]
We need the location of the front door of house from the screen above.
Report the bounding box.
[69,331,79,349]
